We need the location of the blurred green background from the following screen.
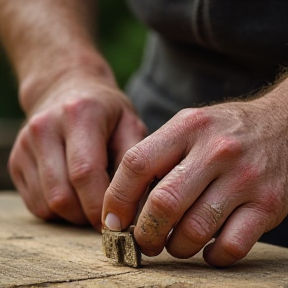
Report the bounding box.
[0,0,147,189]
[0,0,147,119]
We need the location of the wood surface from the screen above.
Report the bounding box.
[0,192,288,288]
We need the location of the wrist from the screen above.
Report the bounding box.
[19,48,117,114]
[247,77,288,135]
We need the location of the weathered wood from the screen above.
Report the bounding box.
[0,192,288,288]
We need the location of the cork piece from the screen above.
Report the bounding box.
[102,227,141,268]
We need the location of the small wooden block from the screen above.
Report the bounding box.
[102,227,141,268]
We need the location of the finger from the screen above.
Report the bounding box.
[135,158,219,256]
[165,177,240,258]
[202,206,268,267]
[30,115,88,225]
[102,110,242,241]
[165,155,262,259]
[102,124,188,232]
[133,135,242,256]
[9,134,57,220]
[64,101,111,229]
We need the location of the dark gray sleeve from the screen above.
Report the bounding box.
[125,33,278,133]
[126,0,288,65]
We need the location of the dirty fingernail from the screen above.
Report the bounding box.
[105,213,121,231]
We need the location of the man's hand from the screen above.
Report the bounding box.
[0,0,146,230]
[102,81,288,267]
[9,72,147,229]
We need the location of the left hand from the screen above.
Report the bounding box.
[102,85,288,267]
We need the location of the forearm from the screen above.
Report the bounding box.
[0,0,115,113]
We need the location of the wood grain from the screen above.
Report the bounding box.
[1,192,288,287]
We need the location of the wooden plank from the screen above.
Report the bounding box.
[0,192,288,288]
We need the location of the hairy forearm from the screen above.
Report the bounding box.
[0,0,115,112]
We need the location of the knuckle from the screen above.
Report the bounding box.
[211,137,242,161]
[69,160,95,186]
[182,203,223,244]
[181,218,210,245]
[42,166,58,188]
[46,187,70,212]
[121,145,150,176]
[107,185,134,204]
[150,184,182,219]
[63,97,98,118]
[28,113,50,138]
[177,108,211,130]
[201,202,222,226]
[63,97,87,112]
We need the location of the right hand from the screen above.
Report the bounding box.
[9,71,147,230]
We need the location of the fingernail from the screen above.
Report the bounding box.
[105,213,121,231]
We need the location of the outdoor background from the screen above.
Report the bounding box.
[0,0,147,119]
[0,0,147,189]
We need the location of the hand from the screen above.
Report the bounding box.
[9,72,147,230]
[102,88,288,267]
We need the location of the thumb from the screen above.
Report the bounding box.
[102,113,148,231]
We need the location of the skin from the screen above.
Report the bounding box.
[1,0,288,268]
[0,0,147,229]
[102,82,288,267]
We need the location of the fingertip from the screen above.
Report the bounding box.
[104,212,122,231]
